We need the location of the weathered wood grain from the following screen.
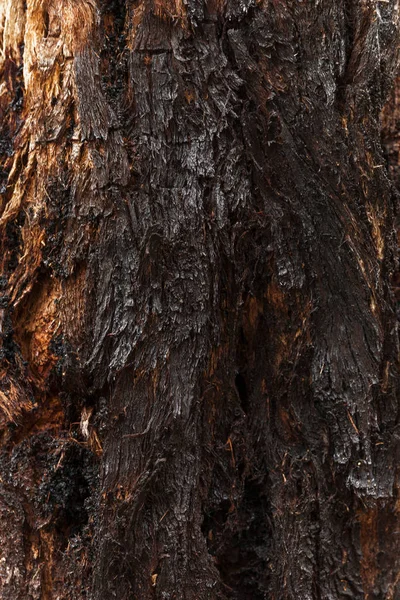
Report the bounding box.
[0,1,399,598]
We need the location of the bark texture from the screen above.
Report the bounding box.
[0,1,399,599]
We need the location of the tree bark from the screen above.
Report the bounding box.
[0,1,399,599]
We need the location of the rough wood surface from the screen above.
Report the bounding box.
[0,1,399,599]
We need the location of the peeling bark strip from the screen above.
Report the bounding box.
[0,1,399,598]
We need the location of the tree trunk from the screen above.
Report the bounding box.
[0,1,399,599]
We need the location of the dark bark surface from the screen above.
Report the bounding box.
[0,1,399,599]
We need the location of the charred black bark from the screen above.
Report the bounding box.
[0,1,399,599]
